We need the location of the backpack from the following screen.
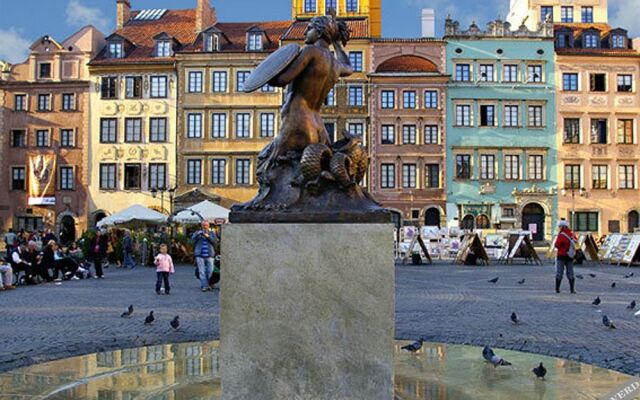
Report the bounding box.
[559,232,576,258]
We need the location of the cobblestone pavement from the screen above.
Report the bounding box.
[1,261,639,375]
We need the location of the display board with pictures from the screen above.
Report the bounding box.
[601,233,622,262]
[609,234,631,264]
[620,234,640,266]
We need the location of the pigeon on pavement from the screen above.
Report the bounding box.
[602,315,616,329]
[592,296,601,306]
[532,362,547,379]
[517,279,525,285]
[611,282,616,289]
[624,272,634,279]
[401,339,424,353]
[144,311,155,325]
[589,273,596,278]
[121,304,134,318]
[482,346,512,367]
[488,277,499,284]
[576,274,584,279]
[627,300,636,310]
[510,312,521,325]
[170,316,180,331]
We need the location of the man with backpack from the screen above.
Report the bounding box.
[554,220,578,294]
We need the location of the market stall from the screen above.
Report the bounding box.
[173,200,230,224]
[96,204,168,228]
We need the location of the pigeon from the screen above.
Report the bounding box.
[401,339,424,353]
[589,273,596,278]
[576,274,584,279]
[627,300,636,310]
[602,315,616,329]
[488,277,499,284]
[592,296,601,306]
[144,311,155,325]
[121,304,134,318]
[482,346,512,367]
[532,362,547,379]
[611,282,616,289]
[170,316,180,331]
[517,279,525,285]
[624,272,634,279]
[510,312,521,325]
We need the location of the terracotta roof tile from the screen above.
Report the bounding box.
[182,21,291,53]
[282,19,369,41]
[376,55,439,73]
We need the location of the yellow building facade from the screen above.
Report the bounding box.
[507,0,608,30]
[291,0,381,38]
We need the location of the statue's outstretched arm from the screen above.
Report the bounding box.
[270,48,312,87]
[333,41,353,77]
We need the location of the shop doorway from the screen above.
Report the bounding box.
[522,203,545,241]
[461,215,475,230]
[60,215,76,245]
[629,211,639,233]
[424,208,441,227]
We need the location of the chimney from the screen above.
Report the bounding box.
[421,9,435,38]
[196,0,217,33]
[116,0,131,30]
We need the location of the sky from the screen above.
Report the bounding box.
[0,0,637,64]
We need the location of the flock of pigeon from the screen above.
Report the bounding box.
[120,304,181,331]
[401,269,638,381]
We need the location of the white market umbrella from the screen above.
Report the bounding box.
[173,200,230,224]
[96,204,168,228]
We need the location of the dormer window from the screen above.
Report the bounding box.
[39,63,51,79]
[156,40,172,57]
[204,33,220,52]
[556,30,572,48]
[248,32,263,51]
[108,42,123,58]
[612,34,626,49]
[583,33,599,48]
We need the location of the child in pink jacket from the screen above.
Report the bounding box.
[154,244,175,295]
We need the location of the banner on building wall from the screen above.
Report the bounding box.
[28,154,56,206]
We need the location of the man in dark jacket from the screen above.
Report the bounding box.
[554,220,577,294]
[122,231,136,269]
[89,230,108,278]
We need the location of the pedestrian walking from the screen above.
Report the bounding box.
[122,231,136,269]
[154,243,175,295]
[554,220,577,294]
[89,230,107,278]
[3,228,17,255]
[191,221,217,292]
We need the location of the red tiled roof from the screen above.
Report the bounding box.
[376,55,439,73]
[282,19,369,41]
[182,21,291,53]
[554,23,615,38]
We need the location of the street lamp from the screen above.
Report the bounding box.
[561,186,586,230]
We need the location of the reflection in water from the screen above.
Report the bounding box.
[0,341,631,400]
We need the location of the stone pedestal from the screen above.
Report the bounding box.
[220,223,394,400]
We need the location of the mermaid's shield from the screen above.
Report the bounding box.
[243,43,301,93]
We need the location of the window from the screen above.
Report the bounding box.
[563,73,579,91]
[124,164,142,190]
[60,167,74,190]
[212,71,227,92]
[424,125,438,144]
[156,40,171,57]
[61,129,75,147]
[236,113,251,138]
[592,165,608,189]
[188,71,203,93]
[541,6,553,21]
[612,34,626,49]
[479,64,494,82]
[504,155,520,180]
[108,42,123,58]
[561,6,573,22]
[36,130,50,147]
[349,52,363,72]
[380,164,395,188]
[581,6,593,23]
[235,159,251,185]
[150,76,167,98]
[590,119,607,144]
[402,125,416,144]
[617,75,633,92]
[425,164,439,188]
[149,118,167,142]
[187,114,203,138]
[528,155,543,180]
[348,86,363,106]
[125,118,142,142]
[348,122,364,137]
[528,105,543,127]
[324,88,335,106]
[62,93,75,111]
[504,105,519,127]
[186,160,202,185]
[211,113,227,138]
[248,33,262,51]
[564,164,581,189]
[99,164,117,190]
[424,91,438,109]
[125,76,142,98]
[456,155,471,179]
[402,164,417,188]
[211,159,227,185]
[325,0,337,13]
[527,65,543,83]
[456,105,471,126]
[14,94,26,111]
[236,71,251,92]
[260,113,275,137]
[204,33,219,52]
[480,105,495,127]
[479,155,495,180]
[381,90,395,109]
[403,91,416,109]
[346,0,358,12]
[39,63,51,79]
[557,32,571,48]
[325,122,336,141]
[101,77,118,99]
[455,64,471,82]
[37,94,50,111]
[148,163,166,190]
[564,118,580,144]
[304,0,316,12]
[261,83,275,93]
[11,130,26,148]
[617,119,634,144]
[619,165,635,189]
[584,33,599,48]
[575,212,598,232]
[381,125,395,144]
[11,167,26,190]
[100,118,117,143]
[503,64,518,83]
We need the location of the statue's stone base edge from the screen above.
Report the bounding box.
[220,223,395,400]
[229,209,391,223]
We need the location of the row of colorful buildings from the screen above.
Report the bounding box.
[0,0,639,242]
